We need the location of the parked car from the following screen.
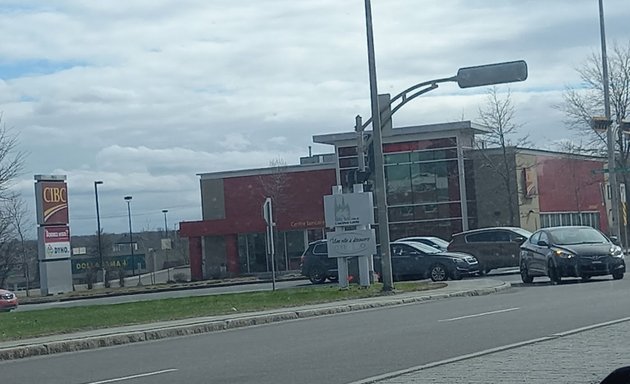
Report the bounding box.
[300,240,359,284]
[375,241,479,282]
[519,226,626,284]
[0,289,18,312]
[394,236,450,251]
[447,227,532,274]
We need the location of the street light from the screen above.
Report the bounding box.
[363,0,528,291]
[597,0,622,245]
[124,196,141,286]
[94,181,104,283]
[162,209,171,282]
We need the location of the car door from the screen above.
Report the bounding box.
[521,231,539,272]
[401,244,430,278]
[530,231,550,274]
[391,244,412,279]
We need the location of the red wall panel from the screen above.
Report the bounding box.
[536,155,607,230]
[180,168,336,237]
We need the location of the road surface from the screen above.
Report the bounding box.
[3,273,629,384]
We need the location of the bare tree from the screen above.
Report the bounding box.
[475,87,529,226]
[258,158,290,271]
[557,41,630,236]
[4,195,34,294]
[0,115,27,288]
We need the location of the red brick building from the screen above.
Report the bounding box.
[180,121,609,281]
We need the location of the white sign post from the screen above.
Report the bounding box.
[324,186,376,288]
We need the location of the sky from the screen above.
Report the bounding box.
[0,0,629,236]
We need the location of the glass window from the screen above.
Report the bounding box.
[386,164,412,205]
[385,153,410,164]
[539,232,549,244]
[339,157,358,168]
[338,146,357,157]
[411,151,434,162]
[466,231,495,242]
[285,230,305,270]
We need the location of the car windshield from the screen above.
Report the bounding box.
[405,242,442,254]
[550,228,610,245]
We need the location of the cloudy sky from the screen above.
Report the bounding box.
[0,0,629,236]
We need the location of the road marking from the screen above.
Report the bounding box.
[348,316,630,384]
[81,369,178,384]
[438,307,520,322]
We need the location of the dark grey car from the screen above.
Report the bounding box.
[519,226,626,283]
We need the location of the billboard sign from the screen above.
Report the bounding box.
[71,255,147,274]
[39,225,71,260]
[324,192,374,228]
[35,180,69,225]
[327,229,376,258]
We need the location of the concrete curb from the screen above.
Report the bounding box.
[19,276,307,305]
[0,281,511,361]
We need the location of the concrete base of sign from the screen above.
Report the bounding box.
[40,259,73,295]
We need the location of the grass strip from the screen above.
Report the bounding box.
[0,282,443,342]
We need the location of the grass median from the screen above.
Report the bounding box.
[0,281,444,342]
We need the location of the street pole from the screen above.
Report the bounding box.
[598,0,622,244]
[124,196,140,286]
[364,0,393,291]
[94,181,104,284]
[162,209,170,283]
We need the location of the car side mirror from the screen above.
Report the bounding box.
[610,236,620,246]
[537,240,549,247]
[513,236,526,244]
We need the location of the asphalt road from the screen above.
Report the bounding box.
[4,272,630,384]
[16,279,310,311]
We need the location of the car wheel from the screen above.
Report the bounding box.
[328,275,339,283]
[430,264,448,282]
[308,267,327,284]
[612,271,624,280]
[520,263,533,284]
[548,261,562,284]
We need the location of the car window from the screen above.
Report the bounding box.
[466,231,494,242]
[312,243,328,254]
[529,232,541,244]
[549,227,609,245]
[392,245,406,256]
[539,232,549,244]
[495,231,511,242]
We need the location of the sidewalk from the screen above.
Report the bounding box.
[0,278,509,361]
[366,318,630,384]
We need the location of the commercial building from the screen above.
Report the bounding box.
[180,121,608,280]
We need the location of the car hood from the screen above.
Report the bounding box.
[437,251,475,260]
[555,243,613,255]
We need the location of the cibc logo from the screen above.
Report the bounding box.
[36,181,69,225]
[43,187,67,203]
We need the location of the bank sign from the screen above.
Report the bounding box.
[39,225,71,260]
[327,229,376,258]
[35,181,69,225]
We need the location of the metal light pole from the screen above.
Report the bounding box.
[162,209,171,283]
[94,181,104,283]
[364,0,394,291]
[598,0,622,243]
[124,196,141,285]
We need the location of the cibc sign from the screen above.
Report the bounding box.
[35,180,69,225]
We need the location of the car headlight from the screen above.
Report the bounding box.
[610,246,624,258]
[552,248,575,258]
[452,258,465,264]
